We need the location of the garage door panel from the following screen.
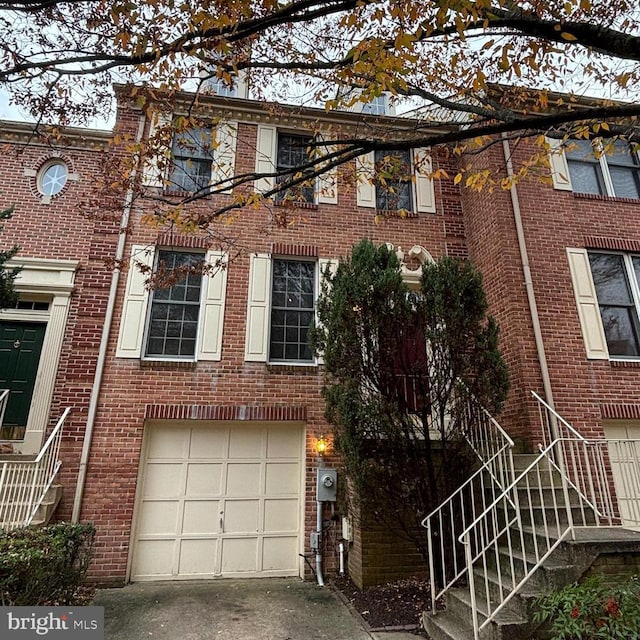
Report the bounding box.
[605,423,640,530]
[265,462,299,494]
[267,427,301,458]
[262,537,298,571]
[132,540,175,578]
[144,463,183,497]
[182,500,220,534]
[147,426,187,459]
[186,463,223,495]
[179,539,217,575]
[224,500,259,533]
[132,423,302,580]
[190,429,227,459]
[226,463,260,495]
[138,501,180,535]
[221,538,258,573]
[228,427,263,458]
[264,499,298,533]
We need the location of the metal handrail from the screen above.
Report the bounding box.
[0,408,69,531]
[0,389,9,427]
[422,390,515,613]
[453,391,630,639]
[458,436,619,638]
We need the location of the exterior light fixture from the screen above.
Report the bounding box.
[316,435,328,457]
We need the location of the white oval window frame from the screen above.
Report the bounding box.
[37,160,69,198]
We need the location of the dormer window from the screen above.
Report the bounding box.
[362,95,388,116]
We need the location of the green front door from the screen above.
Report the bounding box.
[0,321,46,440]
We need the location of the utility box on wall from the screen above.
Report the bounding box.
[316,467,337,502]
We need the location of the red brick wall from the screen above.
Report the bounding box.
[463,137,640,446]
[71,105,466,582]
[0,130,118,473]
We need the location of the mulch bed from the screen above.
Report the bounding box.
[331,575,432,635]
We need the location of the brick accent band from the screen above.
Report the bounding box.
[585,236,640,253]
[271,243,318,257]
[145,403,307,422]
[156,232,212,249]
[600,403,640,420]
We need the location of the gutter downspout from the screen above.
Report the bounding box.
[501,135,557,440]
[316,499,325,586]
[72,114,147,522]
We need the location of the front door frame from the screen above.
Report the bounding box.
[0,257,78,454]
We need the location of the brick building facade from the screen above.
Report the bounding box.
[2,87,640,588]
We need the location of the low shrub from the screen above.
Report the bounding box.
[0,522,95,606]
[534,573,640,639]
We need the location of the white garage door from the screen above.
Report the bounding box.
[131,422,303,580]
[604,423,640,530]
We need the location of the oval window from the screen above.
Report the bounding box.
[38,161,68,196]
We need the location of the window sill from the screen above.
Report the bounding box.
[273,201,318,210]
[140,359,197,371]
[163,188,211,199]
[574,192,640,205]
[267,363,318,373]
[610,359,640,368]
[375,208,419,219]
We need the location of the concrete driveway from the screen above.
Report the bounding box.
[93,578,421,640]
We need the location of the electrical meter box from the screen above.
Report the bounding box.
[316,467,337,502]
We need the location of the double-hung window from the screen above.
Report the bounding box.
[275,133,315,205]
[356,148,435,214]
[362,95,389,116]
[374,149,413,212]
[561,139,640,199]
[168,127,215,193]
[145,251,204,358]
[116,245,228,362]
[269,259,316,362]
[245,254,336,364]
[588,251,640,357]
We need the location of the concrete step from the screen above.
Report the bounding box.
[0,484,62,529]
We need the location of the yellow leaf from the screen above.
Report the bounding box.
[454,173,463,185]
[561,32,578,41]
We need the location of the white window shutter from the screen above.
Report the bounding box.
[317,136,338,204]
[414,148,436,213]
[316,258,338,364]
[211,121,238,194]
[142,112,172,188]
[245,253,271,361]
[566,248,609,359]
[356,152,376,208]
[547,137,573,191]
[255,125,277,194]
[197,251,228,361]
[116,245,155,358]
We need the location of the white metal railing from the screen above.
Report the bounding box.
[453,392,640,639]
[422,390,515,614]
[0,408,70,531]
[0,389,8,427]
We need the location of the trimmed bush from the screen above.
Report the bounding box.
[0,522,95,605]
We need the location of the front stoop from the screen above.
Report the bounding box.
[423,526,640,640]
[0,483,62,530]
[31,484,63,526]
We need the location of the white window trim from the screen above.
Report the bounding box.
[244,254,336,364]
[142,114,238,194]
[549,137,640,197]
[356,148,436,213]
[567,247,640,361]
[116,246,227,362]
[254,126,338,204]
